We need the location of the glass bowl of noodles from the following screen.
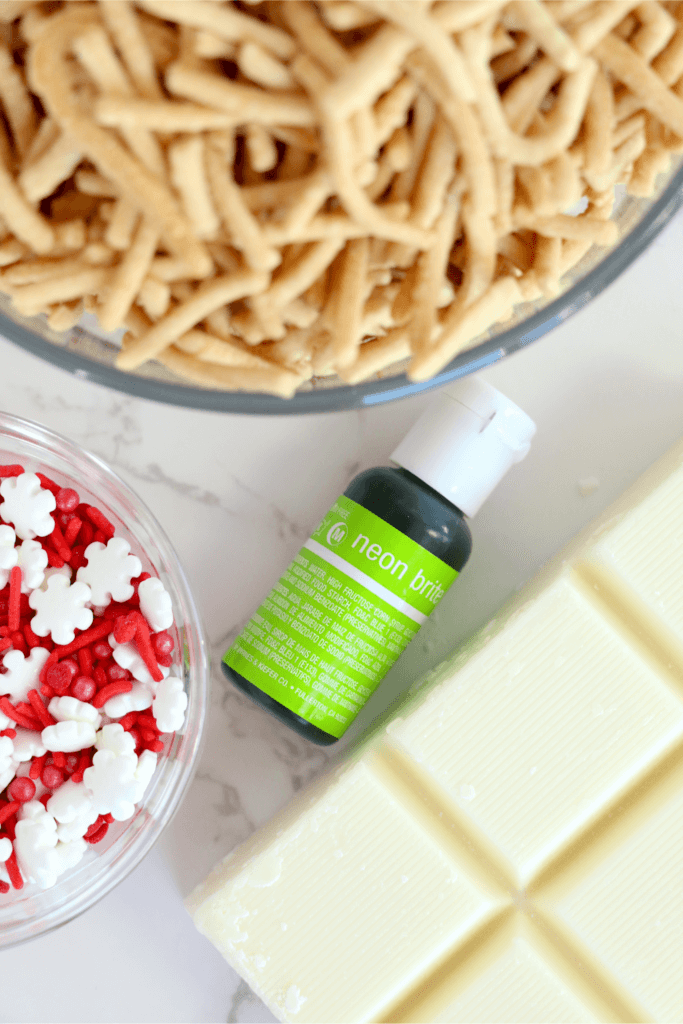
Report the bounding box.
[0,0,682,413]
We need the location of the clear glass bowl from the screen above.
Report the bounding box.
[0,412,208,946]
[1,162,682,414]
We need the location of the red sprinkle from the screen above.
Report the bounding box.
[78,647,93,677]
[29,753,47,780]
[118,713,138,731]
[84,821,109,845]
[0,698,40,731]
[71,675,96,702]
[36,472,60,495]
[0,728,16,739]
[0,465,24,477]
[44,546,65,569]
[41,764,64,789]
[40,684,54,699]
[8,566,21,633]
[15,702,42,728]
[93,665,107,689]
[84,815,107,837]
[0,638,12,653]
[108,601,134,618]
[0,801,20,825]
[7,777,36,803]
[27,689,56,728]
[152,631,174,658]
[145,739,164,753]
[5,849,23,889]
[56,487,79,513]
[92,641,113,660]
[107,663,130,682]
[136,712,157,729]
[113,613,137,645]
[79,521,94,547]
[69,545,87,571]
[39,650,59,683]
[70,749,92,784]
[0,880,9,894]
[10,631,28,656]
[92,679,133,709]
[70,750,92,784]
[52,751,66,769]
[51,618,114,660]
[49,523,71,562]
[46,660,78,695]
[86,506,115,538]
[134,615,163,683]
[64,517,82,547]
[23,622,41,649]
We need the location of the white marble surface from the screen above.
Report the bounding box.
[1,207,683,1023]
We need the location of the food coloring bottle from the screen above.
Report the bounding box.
[223,378,536,744]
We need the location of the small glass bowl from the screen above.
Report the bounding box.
[0,412,208,947]
[1,161,682,414]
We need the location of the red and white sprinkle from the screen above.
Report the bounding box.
[0,467,185,893]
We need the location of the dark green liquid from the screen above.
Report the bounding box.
[222,467,472,745]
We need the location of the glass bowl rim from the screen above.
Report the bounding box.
[1,164,682,415]
[0,410,209,943]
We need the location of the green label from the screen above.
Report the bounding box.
[224,496,458,738]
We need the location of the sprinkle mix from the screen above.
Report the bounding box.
[0,464,187,893]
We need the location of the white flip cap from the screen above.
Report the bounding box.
[391,377,536,517]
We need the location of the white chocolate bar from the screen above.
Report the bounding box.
[188,440,683,1023]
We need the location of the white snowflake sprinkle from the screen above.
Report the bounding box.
[138,577,173,632]
[95,723,136,757]
[152,674,187,733]
[0,473,55,540]
[0,764,17,793]
[47,780,98,843]
[14,801,59,888]
[14,801,86,889]
[11,728,46,762]
[48,695,102,729]
[0,525,18,588]
[84,726,156,821]
[0,736,14,776]
[29,575,93,645]
[42,719,98,753]
[0,647,51,703]
[103,682,154,719]
[77,537,142,607]
[84,748,139,821]
[18,538,48,593]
